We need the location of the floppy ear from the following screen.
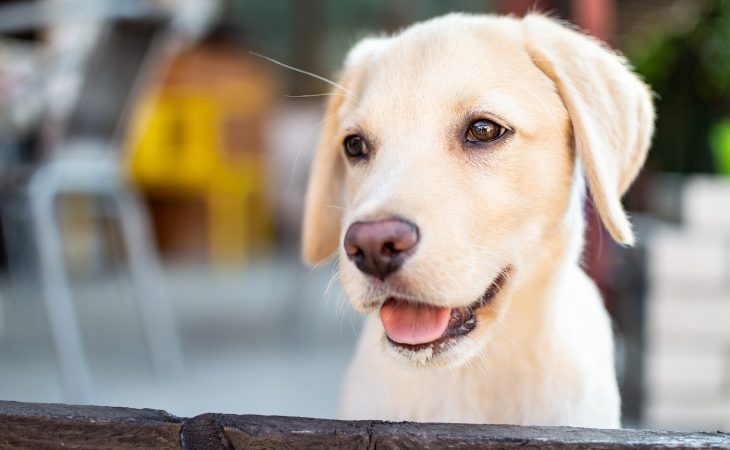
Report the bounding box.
[301,88,349,264]
[301,37,390,264]
[522,14,654,245]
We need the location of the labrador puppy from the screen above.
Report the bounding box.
[302,13,653,428]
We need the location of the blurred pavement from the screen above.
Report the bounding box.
[0,254,360,419]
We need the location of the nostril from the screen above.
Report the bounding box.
[345,245,356,257]
[344,238,360,258]
[389,225,419,254]
[381,242,397,257]
[353,247,364,261]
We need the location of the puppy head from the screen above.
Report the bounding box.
[302,13,653,367]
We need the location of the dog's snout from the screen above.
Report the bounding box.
[344,219,419,280]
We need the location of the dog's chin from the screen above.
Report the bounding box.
[379,268,512,368]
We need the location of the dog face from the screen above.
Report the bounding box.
[302,14,653,367]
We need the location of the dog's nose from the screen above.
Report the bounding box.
[344,218,419,280]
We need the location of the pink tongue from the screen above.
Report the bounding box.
[380,299,451,345]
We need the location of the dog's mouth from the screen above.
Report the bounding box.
[380,268,510,353]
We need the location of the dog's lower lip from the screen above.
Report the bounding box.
[384,267,511,352]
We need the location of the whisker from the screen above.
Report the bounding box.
[285,92,352,99]
[306,252,337,278]
[348,306,359,336]
[324,204,349,212]
[249,51,354,95]
[324,266,340,301]
[337,292,347,331]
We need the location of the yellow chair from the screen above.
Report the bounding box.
[127,47,275,265]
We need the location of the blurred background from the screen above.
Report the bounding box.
[0,0,728,432]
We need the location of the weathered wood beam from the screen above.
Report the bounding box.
[0,400,181,449]
[0,400,728,449]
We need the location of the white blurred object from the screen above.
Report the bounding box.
[644,175,730,431]
[157,0,222,42]
[0,40,45,134]
[648,227,727,286]
[1,0,220,403]
[0,0,158,34]
[30,139,185,402]
[683,176,730,232]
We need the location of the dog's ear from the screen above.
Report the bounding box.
[302,37,389,264]
[522,14,654,245]
[301,86,348,264]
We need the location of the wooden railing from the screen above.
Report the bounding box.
[0,400,728,449]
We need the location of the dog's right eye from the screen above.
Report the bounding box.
[466,119,507,143]
[343,135,369,159]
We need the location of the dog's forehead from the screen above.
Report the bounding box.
[340,16,560,138]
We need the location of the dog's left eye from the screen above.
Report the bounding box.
[343,135,369,159]
[466,119,506,143]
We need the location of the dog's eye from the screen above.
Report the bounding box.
[466,119,506,143]
[343,135,368,158]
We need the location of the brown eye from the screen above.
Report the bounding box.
[344,135,368,158]
[466,119,506,143]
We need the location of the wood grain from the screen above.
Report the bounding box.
[0,400,181,449]
[0,400,728,449]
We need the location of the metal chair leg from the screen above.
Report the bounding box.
[115,188,184,376]
[29,171,93,403]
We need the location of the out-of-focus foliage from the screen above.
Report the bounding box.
[629,0,730,175]
[710,118,730,174]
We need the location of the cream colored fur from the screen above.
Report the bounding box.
[302,13,653,428]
